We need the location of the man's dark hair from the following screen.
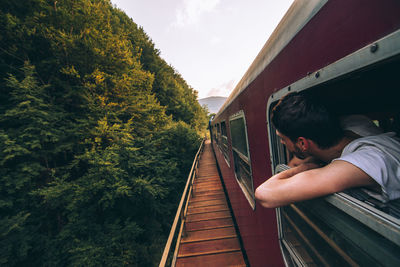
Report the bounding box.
[271,92,343,149]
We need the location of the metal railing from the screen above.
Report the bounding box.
[159,138,206,267]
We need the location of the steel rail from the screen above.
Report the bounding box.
[159,138,205,267]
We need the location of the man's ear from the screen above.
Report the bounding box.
[296,137,309,152]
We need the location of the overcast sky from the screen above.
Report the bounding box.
[110,0,293,99]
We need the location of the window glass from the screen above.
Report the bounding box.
[220,121,230,166]
[230,111,255,209]
[279,200,400,266]
[230,117,249,158]
[221,121,227,137]
[212,124,217,140]
[216,123,221,144]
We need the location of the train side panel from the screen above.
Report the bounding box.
[212,1,400,266]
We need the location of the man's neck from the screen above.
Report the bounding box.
[311,137,355,163]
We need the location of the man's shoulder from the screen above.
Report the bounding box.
[344,132,400,154]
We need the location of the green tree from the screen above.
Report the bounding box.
[0,0,208,265]
[0,63,62,266]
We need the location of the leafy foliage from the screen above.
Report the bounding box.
[0,0,207,265]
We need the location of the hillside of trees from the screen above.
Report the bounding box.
[0,0,208,265]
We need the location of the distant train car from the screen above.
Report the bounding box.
[210,0,400,266]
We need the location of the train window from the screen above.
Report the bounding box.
[229,111,255,209]
[221,121,227,136]
[267,40,400,265]
[220,121,230,167]
[216,123,221,144]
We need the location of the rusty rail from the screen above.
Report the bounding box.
[159,138,205,267]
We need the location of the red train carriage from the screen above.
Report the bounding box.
[211,0,400,266]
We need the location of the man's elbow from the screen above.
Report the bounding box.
[255,186,280,209]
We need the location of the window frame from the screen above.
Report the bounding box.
[216,123,221,144]
[220,121,231,167]
[229,110,255,210]
[266,29,400,265]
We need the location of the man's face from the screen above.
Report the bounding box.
[276,130,308,160]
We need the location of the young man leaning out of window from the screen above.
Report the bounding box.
[255,92,400,208]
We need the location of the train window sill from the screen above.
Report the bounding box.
[325,192,400,246]
[275,164,400,245]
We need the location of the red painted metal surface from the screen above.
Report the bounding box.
[212,1,400,266]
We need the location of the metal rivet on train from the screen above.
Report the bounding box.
[370,43,379,53]
[315,72,320,78]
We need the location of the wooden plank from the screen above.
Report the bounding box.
[194,182,221,189]
[194,180,221,186]
[190,193,226,204]
[185,217,234,232]
[194,185,223,192]
[178,238,241,258]
[186,210,231,222]
[196,175,219,178]
[187,204,229,215]
[192,189,223,195]
[189,198,227,207]
[195,176,220,181]
[182,227,237,243]
[193,189,225,196]
[175,251,246,267]
[195,178,220,183]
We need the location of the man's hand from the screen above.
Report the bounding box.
[288,155,323,167]
[275,162,321,180]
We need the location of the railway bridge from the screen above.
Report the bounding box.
[159,139,247,267]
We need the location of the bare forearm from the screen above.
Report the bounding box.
[255,161,376,209]
[255,177,295,208]
[256,163,322,208]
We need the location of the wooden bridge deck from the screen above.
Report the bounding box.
[175,140,246,266]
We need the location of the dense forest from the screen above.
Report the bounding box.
[0,0,208,265]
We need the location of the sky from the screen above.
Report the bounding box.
[110,0,294,99]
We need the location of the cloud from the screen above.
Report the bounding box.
[207,79,236,97]
[209,36,222,45]
[173,0,220,27]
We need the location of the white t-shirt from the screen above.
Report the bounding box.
[334,133,400,201]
